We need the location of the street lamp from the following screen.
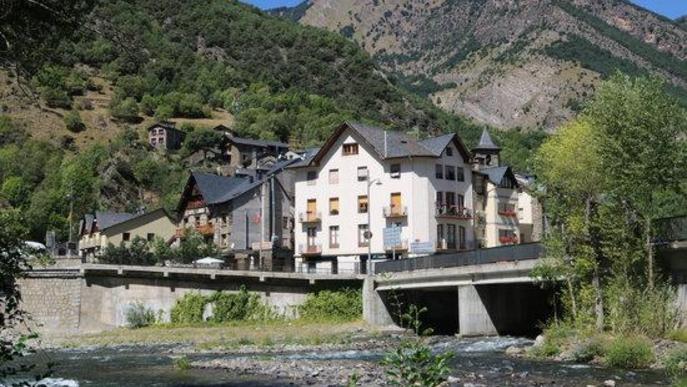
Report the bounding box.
[366,178,382,275]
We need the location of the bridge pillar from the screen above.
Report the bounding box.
[458,285,498,336]
[363,277,395,326]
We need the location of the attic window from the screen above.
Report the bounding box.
[446,147,453,157]
[400,140,408,144]
[343,143,359,156]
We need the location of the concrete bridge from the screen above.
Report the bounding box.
[363,244,552,336]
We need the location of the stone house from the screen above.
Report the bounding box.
[148,122,185,150]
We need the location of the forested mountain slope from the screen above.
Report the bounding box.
[285,0,687,130]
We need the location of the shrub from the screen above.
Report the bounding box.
[298,288,362,321]
[665,348,687,378]
[383,341,453,387]
[125,302,156,328]
[40,87,72,109]
[170,292,207,324]
[604,336,654,369]
[64,111,85,132]
[669,330,687,343]
[110,97,140,122]
[570,335,608,362]
[528,321,577,359]
[209,286,275,323]
[173,356,190,370]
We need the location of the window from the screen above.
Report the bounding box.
[329,226,340,248]
[147,233,155,242]
[447,225,456,249]
[445,192,456,208]
[123,232,131,242]
[358,224,370,247]
[459,226,466,250]
[329,197,340,215]
[357,166,369,181]
[500,176,514,189]
[446,147,453,157]
[343,143,359,155]
[436,191,444,206]
[306,171,317,186]
[282,216,290,229]
[358,195,369,213]
[457,194,465,210]
[329,169,339,184]
[435,164,443,179]
[457,167,465,182]
[437,224,444,240]
[445,165,456,181]
[390,163,401,179]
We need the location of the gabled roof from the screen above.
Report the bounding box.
[287,147,320,169]
[473,129,501,152]
[300,122,471,168]
[100,208,173,233]
[95,211,136,230]
[147,121,183,134]
[479,166,519,188]
[191,172,251,205]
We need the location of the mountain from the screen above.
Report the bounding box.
[282,0,687,130]
[678,15,687,30]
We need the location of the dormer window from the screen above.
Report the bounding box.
[343,143,359,156]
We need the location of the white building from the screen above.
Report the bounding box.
[289,122,475,274]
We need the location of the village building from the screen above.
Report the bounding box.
[147,122,186,150]
[213,125,289,170]
[78,209,177,258]
[471,129,522,248]
[289,122,475,274]
[515,173,545,244]
[176,157,296,270]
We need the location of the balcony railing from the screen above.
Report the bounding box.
[299,243,322,256]
[176,224,215,238]
[499,235,518,245]
[436,239,473,251]
[436,206,472,219]
[298,211,321,223]
[383,205,408,218]
[497,208,518,217]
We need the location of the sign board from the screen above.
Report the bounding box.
[383,226,401,247]
[410,241,434,254]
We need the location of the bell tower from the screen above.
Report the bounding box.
[472,129,501,168]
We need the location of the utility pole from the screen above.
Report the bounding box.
[366,178,381,275]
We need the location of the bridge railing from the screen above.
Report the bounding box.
[373,243,543,274]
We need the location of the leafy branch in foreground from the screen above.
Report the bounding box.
[381,292,453,387]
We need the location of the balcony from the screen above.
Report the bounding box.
[176,224,215,238]
[497,207,518,217]
[435,206,472,220]
[383,205,408,218]
[436,239,471,251]
[384,239,409,251]
[499,235,519,245]
[300,243,322,256]
[298,211,321,224]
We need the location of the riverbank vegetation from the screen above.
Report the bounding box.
[531,74,687,375]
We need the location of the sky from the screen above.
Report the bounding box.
[242,0,687,19]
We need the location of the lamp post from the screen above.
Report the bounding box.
[366,178,382,275]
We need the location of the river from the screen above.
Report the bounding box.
[5,337,670,386]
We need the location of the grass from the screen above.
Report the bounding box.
[604,335,654,369]
[53,320,374,350]
[668,329,687,343]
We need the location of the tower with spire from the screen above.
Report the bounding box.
[472,128,501,168]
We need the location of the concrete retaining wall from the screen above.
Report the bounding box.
[18,273,83,334]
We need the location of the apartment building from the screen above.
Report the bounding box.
[147,122,185,151]
[290,122,474,274]
[471,129,521,248]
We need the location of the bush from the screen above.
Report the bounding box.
[64,111,85,132]
[604,336,654,369]
[110,97,140,122]
[40,87,72,109]
[209,286,275,323]
[170,292,208,324]
[528,322,577,359]
[125,302,156,328]
[669,330,687,343]
[383,341,453,387]
[298,288,362,321]
[570,335,607,362]
[173,356,190,370]
[665,348,687,378]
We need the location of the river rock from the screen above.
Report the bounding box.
[505,346,524,355]
[603,380,616,387]
[533,335,545,347]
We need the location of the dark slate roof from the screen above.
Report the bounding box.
[287,147,320,169]
[419,133,455,156]
[229,136,288,148]
[96,211,136,230]
[347,122,435,158]
[101,208,173,232]
[80,214,94,234]
[479,166,518,188]
[192,172,252,205]
[147,121,182,133]
[473,129,501,151]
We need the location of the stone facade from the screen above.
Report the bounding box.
[18,273,83,334]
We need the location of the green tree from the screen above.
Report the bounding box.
[585,74,687,289]
[64,110,85,132]
[1,176,29,207]
[533,119,606,330]
[183,128,223,158]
